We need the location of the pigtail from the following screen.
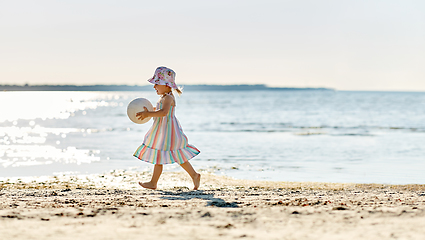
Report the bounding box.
[174,86,183,96]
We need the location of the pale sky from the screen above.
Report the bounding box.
[1,0,424,91]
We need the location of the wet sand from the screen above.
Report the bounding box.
[1,170,425,240]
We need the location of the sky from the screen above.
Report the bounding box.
[1,0,424,91]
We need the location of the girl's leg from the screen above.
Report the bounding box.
[139,164,163,190]
[180,162,201,190]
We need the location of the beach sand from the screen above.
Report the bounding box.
[1,170,425,240]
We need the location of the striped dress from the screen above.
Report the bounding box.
[133,93,200,164]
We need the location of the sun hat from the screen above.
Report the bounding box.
[147,66,178,89]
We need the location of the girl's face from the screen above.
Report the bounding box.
[154,84,172,95]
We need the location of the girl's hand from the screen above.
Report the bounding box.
[136,95,173,119]
[136,107,150,120]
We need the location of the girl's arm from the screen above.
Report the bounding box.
[136,95,173,120]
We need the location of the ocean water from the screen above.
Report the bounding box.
[1,90,425,184]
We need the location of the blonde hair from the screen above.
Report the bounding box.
[173,86,183,96]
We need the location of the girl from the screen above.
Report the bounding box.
[134,66,201,190]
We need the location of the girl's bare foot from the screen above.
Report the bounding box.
[139,181,157,190]
[193,173,201,190]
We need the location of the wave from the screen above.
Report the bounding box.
[187,122,425,135]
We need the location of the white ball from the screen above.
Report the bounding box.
[127,98,154,124]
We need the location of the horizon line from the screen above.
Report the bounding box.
[1,84,425,93]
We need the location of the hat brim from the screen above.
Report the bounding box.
[147,78,178,89]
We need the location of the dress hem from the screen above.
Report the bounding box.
[133,144,200,165]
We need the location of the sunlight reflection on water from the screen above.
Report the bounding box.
[0,91,115,170]
[0,91,109,121]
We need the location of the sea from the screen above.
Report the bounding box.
[1,90,425,184]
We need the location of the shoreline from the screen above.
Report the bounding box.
[1,169,424,191]
[1,170,425,239]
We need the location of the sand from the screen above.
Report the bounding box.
[1,170,425,240]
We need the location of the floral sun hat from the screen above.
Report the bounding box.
[147,66,177,89]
